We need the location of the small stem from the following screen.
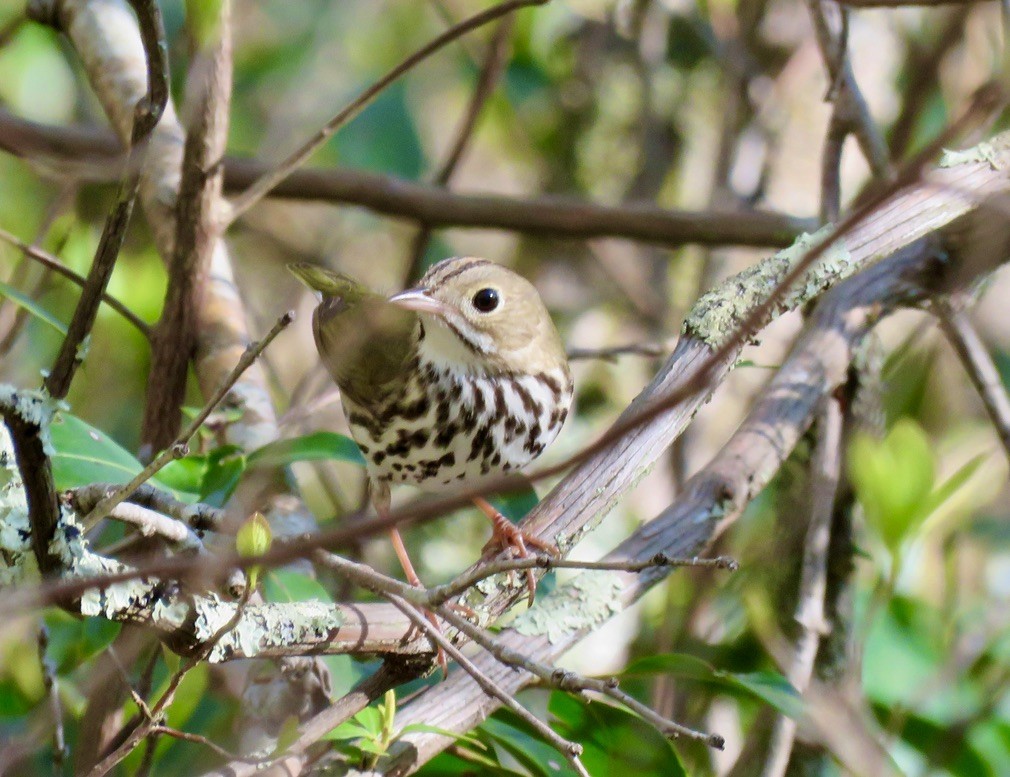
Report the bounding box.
[82,311,294,527]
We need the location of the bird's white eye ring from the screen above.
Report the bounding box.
[472,287,500,313]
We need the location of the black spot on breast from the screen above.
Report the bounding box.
[469,425,492,462]
[524,422,542,453]
[397,394,430,421]
[473,383,486,415]
[540,373,563,403]
[493,382,507,418]
[372,452,386,466]
[436,421,458,448]
[385,428,430,458]
[511,378,541,417]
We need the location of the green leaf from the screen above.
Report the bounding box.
[43,609,121,673]
[547,693,688,777]
[262,569,334,604]
[0,278,66,335]
[848,418,936,552]
[248,431,365,469]
[0,677,36,717]
[399,723,486,749]
[621,653,802,718]
[49,413,196,500]
[919,454,986,524]
[200,445,246,507]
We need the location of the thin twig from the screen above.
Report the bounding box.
[404,16,515,282]
[70,482,223,532]
[0,226,149,336]
[82,310,294,527]
[41,0,167,399]
[566,340,673,362]
[86,587,254,777]
[436,605,723,748]
[141,0,233,451]
[384,594,590,777]
[936,298,1010,466]
[37,626,66,772]
[427,553,738,605]
[225,0,547,223]
[148,725,264,764]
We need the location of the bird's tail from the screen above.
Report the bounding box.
[287,262,374,304]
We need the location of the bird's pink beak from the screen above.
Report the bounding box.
[388,288,449,317]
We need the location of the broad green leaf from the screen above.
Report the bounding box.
[480,716,557,777]
[44,609,121,673]
[621,653,802,718]
[157,455,208,495]
[399,723,486,749]
[728,672,803,719]
[200,445,245,507]
[849,418,936,552]
[0,677,36,717]
[49,413,196,500]
[919,454,986,524]
[50,413,147,489]
[263,570,334,604]
[247,431,365,468]
[0,278,66,334]
[547,693,688,777]
[163,661,209,731]
[323,721,378,742]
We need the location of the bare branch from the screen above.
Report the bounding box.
[0,226,150,336]
[0,109,813,249]
[761,399,842,777]
[36,0,167,399]
[141,0,233,452]
[225,0,548,224]
[385,593,590,777]
[936,298,1010,467]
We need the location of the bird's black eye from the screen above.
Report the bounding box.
[472,287,500,313]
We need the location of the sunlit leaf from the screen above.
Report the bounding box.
[262,569,333,604]
[247,431,364,469]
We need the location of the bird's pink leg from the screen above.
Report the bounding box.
[473,496,558,607]
[372,482,447,676]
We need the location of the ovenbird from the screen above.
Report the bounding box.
[289,257,573,605]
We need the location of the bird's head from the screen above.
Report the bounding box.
[389,257,566,376]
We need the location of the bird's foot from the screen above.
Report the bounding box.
[475,498,558,607]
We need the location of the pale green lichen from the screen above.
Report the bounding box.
[684,225,853,348]
[193,598,345,662]
[512,571,623,644]
[0,384,65,456]
[940,142,1002,171]
[0,421,33,586]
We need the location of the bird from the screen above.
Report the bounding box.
[289,257,574,608]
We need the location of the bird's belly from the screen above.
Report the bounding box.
[343,368,571,491]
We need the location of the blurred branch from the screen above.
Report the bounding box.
[936,298,1010,466]
[0,109,813,249]
[761,399,841,777]
[0,225,150,336]
[888,12,965,161]
[141,0,233,453]
[224,0,548,224]
[34,0,167,400]
[807,0,891,208]
[404,16,515,282]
